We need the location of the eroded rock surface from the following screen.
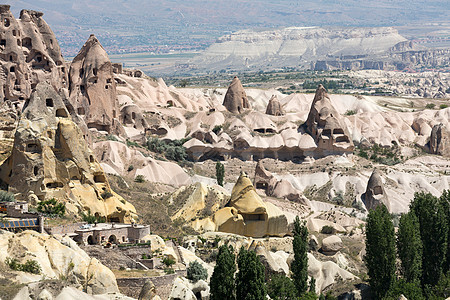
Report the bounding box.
[223,76,250,113]
[361,169,390,211]
[0,83,136,222]
[0,5,67,104]
[306,85,354,155]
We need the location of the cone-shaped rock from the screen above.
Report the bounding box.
[223,76,250,113]
[0,83,136,222]
[305,85,353,154]
[68,34,121,135]
[265,95,284,116]
[214,171,288,237]
[361,169,390,211]
[0,5,67,103]
[254,160,277,195]
[429,123,450,157]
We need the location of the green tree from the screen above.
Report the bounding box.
[210,245,236,300]
[267,274,297,300]
[291,216,309,296]
[186,260,208,282]
[397,212,422,283]
[383,279,424,300]
[439,190,450,274]
[410,192,448,287]
[365,204,396,299]
[37,198,65,217]
[216,161,225,187]
[236,247,266,300]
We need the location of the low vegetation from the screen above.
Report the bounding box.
[37,198,65,217]
[0,190,14,202]
[5,258,41,274]
[146,137,190,162]
[186,261,208,282]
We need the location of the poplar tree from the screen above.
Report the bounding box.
[397,212,422,283]
[365,204,396,299]
[210,245,236,300]
[291,216,309,296]
[236,247,266,300]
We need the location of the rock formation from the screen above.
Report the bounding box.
[0,5,67,104]
[305,85,353,155]
[321,235,343,255]
[429,123,450,157]
[0,230,119,294]
[0,83,136,222]
[361,169,390,211]
[68,34,121,135]
[253,160,277,195]
[265,95,284,116]
[213,172,288,237]
[223,76,250,114]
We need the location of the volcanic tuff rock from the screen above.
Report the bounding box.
[68,34,121,136]
[0,230,119,294]
[305,85,354,155]
[429,123,450,157]
[265,95,284,116]
[0,5,67,104]
[361,169,390,211]
[222,76,250,113]
[0,83,136,222]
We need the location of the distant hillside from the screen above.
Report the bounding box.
[7,0,450,57]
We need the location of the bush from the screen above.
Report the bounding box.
[212,125,223,135]
[37,198,65,217]
[440,104,448,109]
[425,103,435,109]
[162,256,175,268]
[345,110,356,116]
[5,258,41,274]
[0,190,14,202]
[127,165,134,172]
[187,260,208,282]
[106,134,118,141]
[135,175,145,183]
[146,137,189,162]
[81,210,105,224]
[101,191,113,199]
[321,225,336,234]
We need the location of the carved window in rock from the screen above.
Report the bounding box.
[94,173,106,183]
[26,143,40,153]
[9,66,14,73]
[56,108,68,118]
[322,129,332,136]
[333,128,344,135]
[92,68,97,76]
[12,30,17,36]
[373,186,383,195]
[3,18,10,27]
[33,166,39,176]
[242,213,265,222]
[0,39,6,46]
[22,38,32,49]
[46,182,63,189]
[255,181,268,191]
[77,107,85,115]
[46,98,54,107]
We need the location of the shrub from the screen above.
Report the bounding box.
[321,225,336,234]
[127,165,134,172]
[135,175,145,183]
[0,190,14,202]
[440,104,448,109]
[215,161,225,187]
[146,137,189,162]
[425,103,435,109]
[101,191,113,199]
[37,198,65,217]
[162,256,175,268]
[106,134,118,141]
[81,210,105,224]
[187,260,208,282]
[164,268,175,274]
[5,258,41,274]
[345,110,356,116]
[212,125,223,135]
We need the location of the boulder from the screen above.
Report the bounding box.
[361,169,390,211]
[305,85,353,155]
[0,5,67,104]
[223,76,250,113]
[266,95,284,116]
[0,83,136,222]
[168,277,196,300]
[322,235,343,255]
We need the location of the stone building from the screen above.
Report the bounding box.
[73,223,150,245]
